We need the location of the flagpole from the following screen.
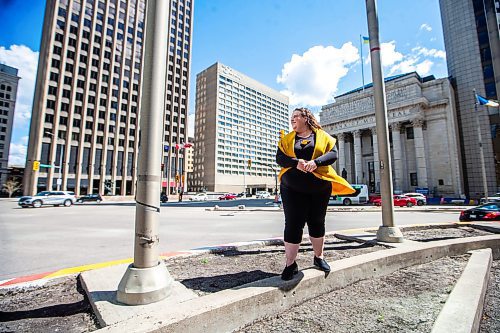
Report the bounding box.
[474,89,489,203]
[360,34,365,92]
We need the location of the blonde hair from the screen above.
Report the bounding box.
[294,107,322,130]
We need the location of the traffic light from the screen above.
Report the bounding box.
[247,159,251,168]
[175,174,180,182]
[161,163,165,171]
[33,161,40,171]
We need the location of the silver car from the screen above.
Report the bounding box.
[18,191,77,208]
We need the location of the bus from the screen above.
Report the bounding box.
[328,184,369,206]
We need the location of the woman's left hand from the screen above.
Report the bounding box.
[304,160,317,172]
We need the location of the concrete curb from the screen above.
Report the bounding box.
[431,248,493,333]
[96,234,500,333]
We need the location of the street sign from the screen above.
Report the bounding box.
[39,164,53,168]
[57,178,62,185]
[415,187,429,195]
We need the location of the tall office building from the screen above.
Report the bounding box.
[439,0,500,197]
[0,64,20,188]
[192,63,289,193]
[24,0,193,196]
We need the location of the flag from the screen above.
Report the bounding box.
[175,143,181,150]
[183,142,193,148]
[476,94,499,107]
[362,36,370,44]
[164,145,169,152]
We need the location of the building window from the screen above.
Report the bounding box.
[406,127,414,140]
[410,173,418,186]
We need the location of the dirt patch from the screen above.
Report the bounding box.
[481,260,500,332]
[0,277,99,333]
[401,225,493,242]
[166,236,385,296]
[237,255,469,333]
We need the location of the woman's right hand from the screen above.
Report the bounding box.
[297,159,308,173]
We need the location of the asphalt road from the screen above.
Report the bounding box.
[0,198,461,280]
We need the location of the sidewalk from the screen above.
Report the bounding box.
[1,222,499,332]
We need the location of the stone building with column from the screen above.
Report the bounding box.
[320,72,464,197]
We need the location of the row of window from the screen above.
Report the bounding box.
[0,84,13,92]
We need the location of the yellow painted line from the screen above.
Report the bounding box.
[44,258,133,278]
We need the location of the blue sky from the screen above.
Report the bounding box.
[0,0,447,166]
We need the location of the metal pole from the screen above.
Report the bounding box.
[117,0,172,305]
[474,90,489,202]
[360,34,365,92]
[366,0,403,242]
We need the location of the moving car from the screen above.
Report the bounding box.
[373,195,417,207]
[459,203,500,221]
[256,191,271,199]
[77,193,103,203]
[480,193,500,204]
[219,193,237,200]
[18,191,77,208]
[403,192,427,206]
[190,193,208,201]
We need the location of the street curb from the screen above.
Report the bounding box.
[431,248,492,333]
[96,234,500,333]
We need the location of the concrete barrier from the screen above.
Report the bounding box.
[431,248,492,333]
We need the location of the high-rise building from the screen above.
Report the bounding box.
[439,0,500,197]
[24,0,193,196]
[0,64,20,189]
[192,62,289,193]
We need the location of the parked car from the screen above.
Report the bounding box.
[77,193,103,203]
[237,192,252,197]
[403,192,427,206]
[18,191,77,208]
[480,193,500,204]
[160,193,169,203]
[459,203,500,221]
[373,195,417,207]
[190,193,208,201]
[219,193,237,200]
[256,191,271,199]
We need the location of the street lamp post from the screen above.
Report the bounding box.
[45,131,63,191]
[365,0,403,242]
[116,0,172,305]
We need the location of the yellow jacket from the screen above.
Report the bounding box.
[278,128,355,195]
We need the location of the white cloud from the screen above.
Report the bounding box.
[420,23,432,32]
[0,45,39,128]
[277,43,359,106]
[8,136,29,166]
[363,41,446,77]
[412,46,446,60]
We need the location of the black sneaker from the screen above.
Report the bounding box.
[281,261,298,280]
[313,256,331,272]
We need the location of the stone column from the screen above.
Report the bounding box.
[412,118,428,188]
[337,133,346,175]
[391,122,404,193]
[370,127,380,192]
[353,130,363,184]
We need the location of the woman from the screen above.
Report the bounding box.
[276,107,354,280]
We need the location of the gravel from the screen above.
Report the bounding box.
[0,225,498,333]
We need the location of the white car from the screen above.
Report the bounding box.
[18,191,77,208]
[190,193,209,201]
[256,191,271,199]
[403,193,427,206]
[480,193,500,204]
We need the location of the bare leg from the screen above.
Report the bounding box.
[310,236,325,258]
[284,242,300,266]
